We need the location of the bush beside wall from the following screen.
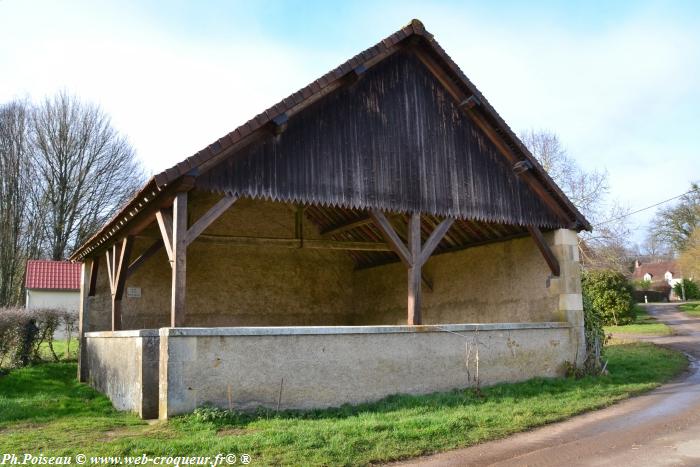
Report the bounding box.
[0,307,77,369]
[582,270,635,326]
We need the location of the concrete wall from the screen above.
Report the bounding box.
[26,289,79,311]
[158,323,574,418]
[84,330,160,418]
[84,194,571,330]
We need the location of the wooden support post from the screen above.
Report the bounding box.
[156,193,237,327]
[407,213,422,325]
[88,258,99,297]
[527,225,560,276]
[78,259,93,382]
[171,192,188,327]
[110,236,134,331]
[370,210,455,325]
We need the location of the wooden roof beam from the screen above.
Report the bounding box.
[322,216,374,237]
[527,225,560,276]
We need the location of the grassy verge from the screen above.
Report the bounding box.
[604,307,672,335]
[679,302,700,316]
[0,341,686,466]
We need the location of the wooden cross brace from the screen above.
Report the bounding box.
[104,236,134,331]
[370,210,454,325]
[155,193,238,327]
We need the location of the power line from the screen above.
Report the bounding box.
[593,188,698,227]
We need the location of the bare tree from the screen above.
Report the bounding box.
[29,92,145,260]
[521,129,632,271]
[637,232,673,261]
[520,130,608,220]
[0,100,43,306]
[649,183,700,254]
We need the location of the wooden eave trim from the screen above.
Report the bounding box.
[411,41,589,230]
[72,176,195,262]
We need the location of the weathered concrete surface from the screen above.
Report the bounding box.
[394,303,700,467]
[85,330,159,418]
[158,323,575,418]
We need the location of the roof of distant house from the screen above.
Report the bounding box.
[25,260,81,290]
[632,260,678,281]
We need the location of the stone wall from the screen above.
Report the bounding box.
[84,330,160,418]
[158,323,574,418]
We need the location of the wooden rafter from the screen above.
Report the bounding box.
[412,46,575,227]
[185,194,238,246]
[126,239,164,279]
[322,216,373,237]
[196,234,391,251]
[527,225,560,276]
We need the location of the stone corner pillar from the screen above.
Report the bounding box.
[548,229,586,367]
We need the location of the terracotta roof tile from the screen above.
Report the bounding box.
[25,260,81,290]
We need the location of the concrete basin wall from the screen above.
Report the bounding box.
[84,330,160,419]
[158,323,575,418]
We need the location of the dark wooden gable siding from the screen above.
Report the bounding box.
[197,49,563,228]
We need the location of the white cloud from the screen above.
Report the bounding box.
[2,1,698,243]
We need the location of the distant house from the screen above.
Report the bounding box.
[632,260,683,300]
[25,260,81,311]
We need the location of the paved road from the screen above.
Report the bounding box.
[396,304,700,467]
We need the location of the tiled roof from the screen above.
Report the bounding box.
[70,19,591,261]
[632,260,678,281]
[25,260,81,290]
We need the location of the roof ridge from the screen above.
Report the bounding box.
[70,19,590,261]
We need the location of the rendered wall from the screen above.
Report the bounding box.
[85,195,567,330]
[84,331,160,418]
[158,323,574,418]
[352,234,559,325]
[26,289,80,311]
[85,195,357,331]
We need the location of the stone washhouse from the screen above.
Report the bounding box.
[71,20,591,419]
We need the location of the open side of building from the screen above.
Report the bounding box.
[71,20,590,419]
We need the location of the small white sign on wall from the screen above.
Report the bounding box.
[127,287,142,298]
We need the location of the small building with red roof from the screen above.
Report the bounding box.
[25,260,81,311]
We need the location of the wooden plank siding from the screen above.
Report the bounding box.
[196,50,562,229]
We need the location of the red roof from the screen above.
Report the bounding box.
[25,260,81,290]
[632,260,677,281]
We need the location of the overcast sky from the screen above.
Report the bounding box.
[1,0,698,244]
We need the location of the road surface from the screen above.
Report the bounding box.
[395,304,700,466]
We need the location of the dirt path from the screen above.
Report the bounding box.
[394,304,700,467]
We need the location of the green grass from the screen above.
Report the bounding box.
[604,308,672,335]
[679,302,700,316]
[0,342,686,466]
[1,339,78,371]
[37,338,79,362]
